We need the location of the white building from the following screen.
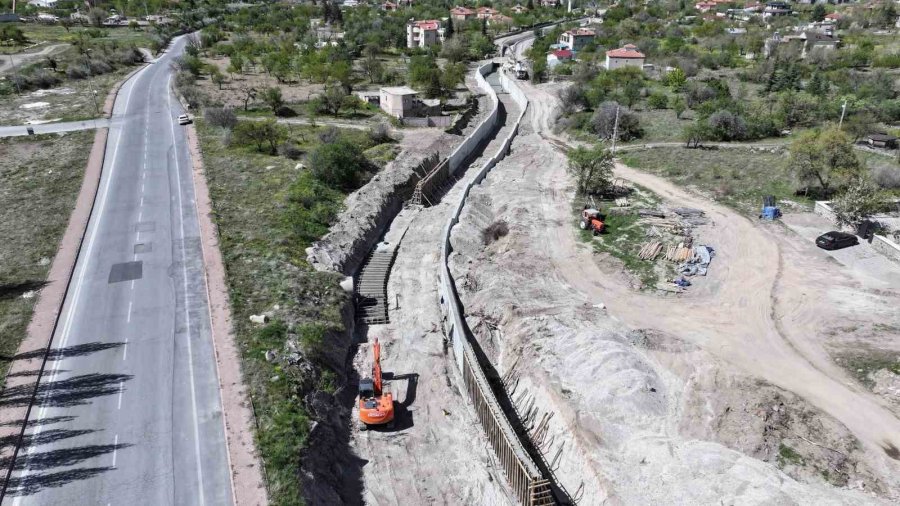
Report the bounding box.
[28,0,58,7]
[605,44,646,70]
[406,19,444,49]
[380,86,418,118]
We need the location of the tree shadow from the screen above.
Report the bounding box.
[0,428,94,451]
[0,373,132,408]
[1,342,124,363]
[1,442,130,472]
[0,281,48,301]
[0,416,75,429]
[5,466,114,497]
[378,372,417,432]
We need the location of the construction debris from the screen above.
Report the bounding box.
[639,241,663,260]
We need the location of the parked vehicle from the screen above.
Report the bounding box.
[815,231,858,251]
[177,114,192,125]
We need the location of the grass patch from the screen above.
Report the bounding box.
[619,147,803,214]
[575,187,672,289]
[199,119,374,505]
[0,130,94,382]
[0,25,156,55]
[778,443,804,467]
[838,350,900,389]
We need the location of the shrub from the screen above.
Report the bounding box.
[707,110,747,141]
[275,105,297,118]
[309,139,368,189]
[278,142,304,160]
[481,221,509,245]
[204,107,238,129]
[647,92,669,110]
[317,126,340,144]
[88,59,112,75]
[66,65,89,79]
[29,69,60,89]
[873,165,900,189]
[368,122,392,144]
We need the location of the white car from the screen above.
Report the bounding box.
[177,114,192,125]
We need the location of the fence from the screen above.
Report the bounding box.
[438,61,556,506]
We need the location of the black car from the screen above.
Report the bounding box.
[816,231,858,251]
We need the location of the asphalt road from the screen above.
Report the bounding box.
[4,35,233,506]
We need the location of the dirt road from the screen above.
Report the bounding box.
[447,80,900,502]
[0,44,69,75]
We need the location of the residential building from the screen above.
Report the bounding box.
[476,6,499,19]
[379,86,418,118]
[541,0,559,7]
[407,19,444,48]
[547,48,573,68]
[450,6,475,20]
[512,4,528,14]
[382,1,397,10]
[823,12,841,24]
[558,28,595,51]
[605,44,646,70]
[488,13,514,28]
[763,1,792,17]
[764,30,839,58]
[28,0,58,7]
[695,1,717,12]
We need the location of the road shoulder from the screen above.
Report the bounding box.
[186,123,268,506]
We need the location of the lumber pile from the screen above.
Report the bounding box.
[639,241,663,260]
[665,243,695,262]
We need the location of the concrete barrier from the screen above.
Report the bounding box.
[872,234,900,264]
[437,63,554,506]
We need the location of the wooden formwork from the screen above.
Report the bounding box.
[461,342,555,506]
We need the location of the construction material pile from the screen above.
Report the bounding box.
[634,206,716,289]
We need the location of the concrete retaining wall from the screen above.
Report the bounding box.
[873,234,900,264]
[447,64,501,176]
[438,63,555,505]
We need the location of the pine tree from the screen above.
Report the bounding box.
[446,17,454,39]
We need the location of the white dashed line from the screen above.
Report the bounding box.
[127,301,133,323]
[123,338,128,361]
[117,381,124,409]
[112,435,118,467]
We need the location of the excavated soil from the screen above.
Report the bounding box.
[445,80,900,504]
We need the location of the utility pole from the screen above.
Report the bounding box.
[838,98,848,129]
[85,49,100,116]
[611,105,620,155]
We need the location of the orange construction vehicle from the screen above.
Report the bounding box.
[580,207,604,235]
[358,339,395,430]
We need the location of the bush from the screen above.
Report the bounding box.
[29,69,60,89]
[317,126,340,144]
[204,107,238,129]
[278,142,304,160]
[65,65,89,79]
[647,92,669,110]
[707,110,747,141]
[590,102,642,141]
[368,122,392,144]
[873,165,900,189]
[309,140,368,190]
[481,221,509,245]
[88,59,112,75]
[275,105,297,117]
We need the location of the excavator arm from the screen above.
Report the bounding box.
[372,339,383,396]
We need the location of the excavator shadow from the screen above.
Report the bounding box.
[376,372,418,432]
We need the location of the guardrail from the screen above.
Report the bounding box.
[438,62,555,506]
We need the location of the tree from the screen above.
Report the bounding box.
[591,102,642,141]
[845,111,877,143]
[321,83,349,116]
[441,62,466,92]
[445,17,454,39]
[87,8,107,28]
[707,110,748,141]
[789,126,862,193]
[310,139,368,189]
[239,85,257,111]
[210,68,226,90]
[671,95,687,119]
[361,50,383,84]
[683,121,713,148]
[228,54,244,77]
[260,87,284,113]
[566,144,615,195]
[623,81,642,108]
[811,4,827,22]
[806,72,829,97]
[831,176,884,226]
[232,120,285,154]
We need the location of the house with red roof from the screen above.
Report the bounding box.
[695,1,717,12]
[823,12,842,24]
[476,6,499,19]
[382,1,397,10]
[558,27,596,51]
[450,5,475,21]
[488,13,514,27]
[547,48,574,68]
[407,19,444,48]
[605,44,645,70]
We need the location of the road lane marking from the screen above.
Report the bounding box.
[123,338,128,361]
[12,55,154,504]
[167,72,207,506]
[112,435,118,467]
[127,301,133,323]
[117,381,124,409]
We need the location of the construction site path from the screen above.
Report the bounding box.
[349,69,523,506]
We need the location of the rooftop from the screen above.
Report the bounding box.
[606,44,645,58]
[381,86,418,96]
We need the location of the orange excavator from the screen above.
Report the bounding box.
[358,339,395,430]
